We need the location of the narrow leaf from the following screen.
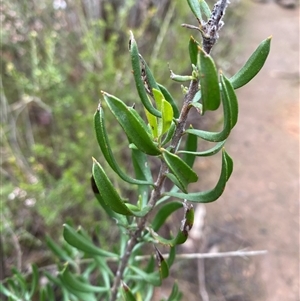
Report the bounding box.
[185,73,232,142]
[145,108,158,138]
[103,92,161,156]
[94,104,153,185]
[187,0,202,21]
[178,140,226,157]
[63,224,117,257]
[167,246,176,267]
[161,121,176,146]
[182,128,198,167]
[189,36,200,65]
[29,264,39,298]
[45,235,75,263]
[121,282,137,301]
[199,0,211,18]
[158,83,180,118]
[163,149,198,193]
[151,201,183,231]
[131,148,151,207]
[139,54,160,92]
[92,158,133,215]
[148,202,194,246]
[167,282,182,301]
[128,266,161,286]
[166,149,233,203]
[230,37,272,89]
[165,173,186,193]
[60,264,107,293]
[198,47,221,112]
[155,246,169,279]
[161,99,174,136]
[129,32,161,117]
[221,73,238,128]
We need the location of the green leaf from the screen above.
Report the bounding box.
[189,36,200,65]
[148,202,194,246]
[93,158,152,217]
[39,283,56,301]
[165,173,186,193]
[178,140,226,157]
[161,121,176,146]
[121,282,137,301]
[170,71,194,82]
[187,0,202,21]
[11,267,27,295]
[221,73,238,128]
[198,47,221,112]
[199,0,211,18]
[129,31,161,117]
[151,201,183,231]
[167,282,183,301]
[92,184,128,226]
[63,224,118,257]
[59,276,98,301]
[45,235,76,264]
[157,83,180,118]
[166,149,233,202]
[162,149,198,193]
[128,266,161,287]
[152,89,174,137]
[94,104,153,185]
[139,54,160,92]
[0,283,19,300]
[92,158,133,215]
[185,73,234,142]
[182,128,198,167]
[29,264,39,298]
[230,36,272,89]
[103,92,161,156]
[60,264,107,293]
[161,99,174,136]
[154,246,169,279]
[145,107,158,138]
[131,148,151,207]
[167,246,176,267]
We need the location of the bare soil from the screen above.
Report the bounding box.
[186,2,299,301]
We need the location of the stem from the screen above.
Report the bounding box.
[110,81,199,301]
[110,2,230,298]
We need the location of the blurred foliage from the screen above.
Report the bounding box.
[0,0,246,281]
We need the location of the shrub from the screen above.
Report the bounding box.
[0,0,270,300]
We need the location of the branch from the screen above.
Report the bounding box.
[135,249,268,261]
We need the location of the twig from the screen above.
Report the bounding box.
[20,249,268,279]
[136,249,268,260]
[110,2,231,299]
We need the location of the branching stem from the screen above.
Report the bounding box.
[110,2,230,299]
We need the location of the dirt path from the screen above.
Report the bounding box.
[205,2,299,300]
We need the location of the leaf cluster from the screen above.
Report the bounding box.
[0,0,271,300]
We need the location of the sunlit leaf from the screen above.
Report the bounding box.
[103,92,161,156]
[230,37,272,89]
